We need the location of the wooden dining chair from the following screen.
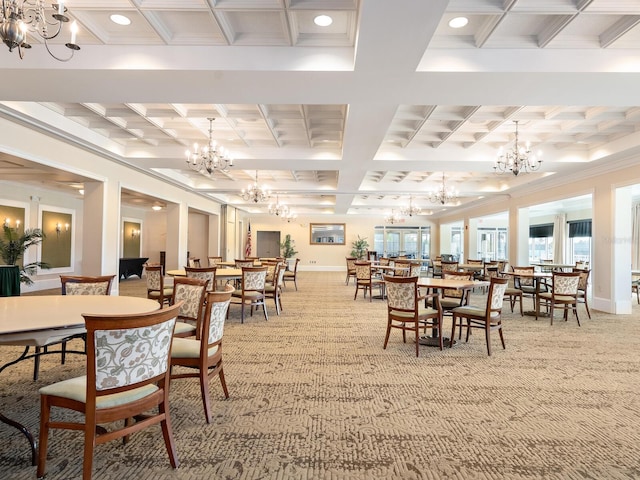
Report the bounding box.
[439,270,474,317]
[538,271,581,325]
[185,266,217,291]
[511,266,538,308]
[265,262,286,315]
[573,267,591,319]
[170,276,209,338]
[345,257,357,285]
[235,259,255,268]
[30,275,116,382]
[283,258,300,290]
[145,264,174,307]
[383,275,443,357]
[354,261,383,302]
[451,277,508,356]
[208,256,223,267]
[440,260,459,275]
[171,285,234,423]
[37,303,181,480]
[231,266,268,323]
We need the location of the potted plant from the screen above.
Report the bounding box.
[280,234,298,270]
[350,235,369,260]
[0,225,49,284]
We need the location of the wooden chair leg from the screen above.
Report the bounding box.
[485,324,492,356]
[218,365,229,399]
[36,397,50,478]
[200,367,213,424]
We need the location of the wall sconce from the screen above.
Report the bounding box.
[3,218,21,230]
[131,229,140,238]
[55,222,70,237]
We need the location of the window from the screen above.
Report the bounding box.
[529,223,554,263]
[477,227,508,261]
[450,226,463,261]
[568,220,592,264]
[374,226,430,260]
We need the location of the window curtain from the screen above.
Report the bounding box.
[568,219,592,237]
[633,204,640,270]
[529,224,553,238]
[553,214,567,263]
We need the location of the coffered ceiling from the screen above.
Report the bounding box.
[2,0,640,218]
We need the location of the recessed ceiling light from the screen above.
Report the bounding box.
[110,14,131,26]
[449,17,468,29]
[314,15,333,27]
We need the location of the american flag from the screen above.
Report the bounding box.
[244,222,252,257]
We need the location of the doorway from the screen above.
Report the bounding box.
[257,231,281,258]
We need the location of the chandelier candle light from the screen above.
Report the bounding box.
[283,211,297,223]
[494,120,542,176]
[400,195,421,217]
[241,171,271,204]
[186,118,233,177]
[429,172,458,205]
[1,0,80,61]
[268,195,289,217]
[385,209,402,225]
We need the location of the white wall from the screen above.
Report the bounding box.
[239,214,437,270]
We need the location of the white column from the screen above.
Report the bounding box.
[165,202,188,270]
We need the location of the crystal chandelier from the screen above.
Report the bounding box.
[400,195,421,217]
[494,120,542,176]
[241,171,271,203]
[185,118,233,177]
[428,172,458,205]
[283,211,297,223]
[1,0,80,61]
[268,195,289,217]
[385,209,402,225]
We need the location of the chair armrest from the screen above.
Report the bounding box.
[420,292,442,311]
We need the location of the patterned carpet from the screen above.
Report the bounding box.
[1,272,639,479]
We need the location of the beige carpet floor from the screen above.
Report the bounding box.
[1,272,639,479]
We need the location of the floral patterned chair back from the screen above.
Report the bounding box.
[61,275,115,296]
[205,284,234,346]
[512,266,535,287]
[185,266,217,291]
[208,256,223,267]
[385,276,417,311]
[171,276,209,338]
[36,303,181,479]
[144,265,173,306]
[552,272,580,296]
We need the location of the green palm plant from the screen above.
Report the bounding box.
[350,235,369,260]
[280,234,298,259]
[0,225,49,284]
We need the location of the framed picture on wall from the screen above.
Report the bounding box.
[39,205,75,273]
[309,223,346,245]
